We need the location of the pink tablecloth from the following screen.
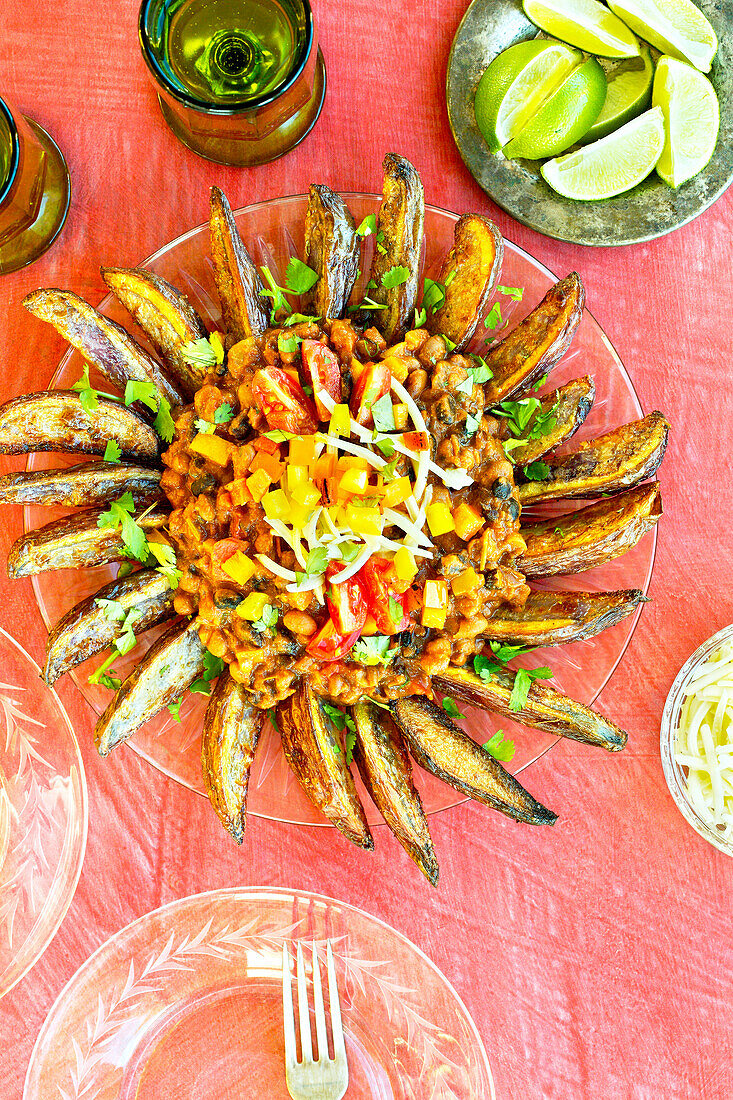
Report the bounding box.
[2,2,732,1096]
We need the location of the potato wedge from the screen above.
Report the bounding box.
[507,376,595,467]
[303,184,360,320]
[101,267,208,397]
[484,273,585,403]
[0,461,162,508]
[392,696,557,825]
[23,289,186,409]
[352,700,438,886]
[7,506,167,578]
[95,619,205,755]
[434,665,627,751]
[43,567,176,684]
[516,412,669,504]
[209,186,268,342]
[0,391,159,463]
[201,671,264,844]
[486,588,646,647]
[367,153,424,343]
[428,214,503,351]
[518,483,662,577]
[277,682,373,849]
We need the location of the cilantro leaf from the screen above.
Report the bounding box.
[554,526,565,538]
[190,649,226,695]
[72,365,101,415]
[388,596,404,626]
[284,312,321,327]
[305,546,328,576]
[123,380,175,444]
[146,540,182,589]
[498,285,524,302]
[214,403,234,424]
[421,277,446,315]
[95,597,126,623]
[285,257,319,294]
[352,635,398,666]
[103,439,121,464]
[523,460,551,481]
[532,373,548,392]
[97,492,149,562]
[264,429,295,442]
[381,455,400,482]
[483,730,515,762]
[474,653,501,682]
[372,393,396,432]
[465,413,480,436]
[253,603,279,635]
[268,707,279,731]
[413,306,427,328]
[322,703,358,763]
[509,666,552,711]
[195,418,216,435]
[355,213,377,237]
[154,402,176,443]
[441,333,457,352]
[484,302,503,330]
[337,540,360,564]
[259,266,290,318]
[181,336,223,368]
[278,331,302,356]
[468,354,493,383]
[441,697,465,720]
[168,697,184,722]
[489,640,536,665]
[374,435,396,459]
[380,265,410,289]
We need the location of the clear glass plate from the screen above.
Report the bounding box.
[0,627,87,998]
[23,886,494,1099]
[25,193,656,827]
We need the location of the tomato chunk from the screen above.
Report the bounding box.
[325,562,367,636]
[301,340,341,420]
[252,366,318,434]
[306,618,361,662]
[350,361,391,427]
[357,555,410,634]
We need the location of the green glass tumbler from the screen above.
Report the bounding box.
[0,98,70,275]
[138,0,326,167]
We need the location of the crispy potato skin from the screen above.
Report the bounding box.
[101,267,208,398]
[7,506,167,578]
[209,186,268,342]
[485,273,585,403]
[303,184,360,320]
[0,461,162,508]
[278,682,374,849]
[201,671,264,844]
[0,391,159,462]
[23,289,186,409]
[516,412,669,504]
[434,665,627,751]
[519,483,662,577]
[368,153,425,343]
[43,567,176,684]
[428,214,503,351]
[509,376,595,466]
[352,700,438,886]
[95,619,205,755]
[486,588,646,646]
[392,696,557,825]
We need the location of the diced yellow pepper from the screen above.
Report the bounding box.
[190,433,236,467]
[451,566,482,596]
[262,488,289,521]
[382,476,412,508]
[339,468,369,495]
[337,455,369,473]
[292,482,321,508]
[382,354,409,383]
[246,468,272,502]
[237,591,270,620]
[289,435,317,466]
[289,501,314,527]
[329,404,352,437]
[394,546,417,584]
[421,579,449,629]
[346,502,383,537]
[426,502,456,537]
[286,464,309,492]
[452,501,484,542]
[392,402,409,430]
[222,551,256,587]
[362,614,379,636]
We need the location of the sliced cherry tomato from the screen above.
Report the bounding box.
[325,562,367,636]
[210,537,248,584]
[252,366,318,434]
[350,361,391,427]
[301,340,341,420]
[357,555,410,635]
[306,618,361,662]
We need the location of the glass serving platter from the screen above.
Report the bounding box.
[25,192,655,827]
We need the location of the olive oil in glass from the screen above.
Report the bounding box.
[139,0,325,165]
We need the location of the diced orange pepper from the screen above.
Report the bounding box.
[246,468,272,502]
[312,454,337,481]
[382,476,412,508]
[232,442,256,477]
[253,436,281,455]
[452,501,484,542]
[250,450,285,484]
[451,566,482,596]
[229,477,254,507]
[190,433,236,467]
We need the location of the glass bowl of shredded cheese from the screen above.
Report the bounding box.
[661,625,733,856]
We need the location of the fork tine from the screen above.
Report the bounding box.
[311,940,329,1062]
[296,940,313,1062]
[326,940,346,1061]
[282,943,297,1070]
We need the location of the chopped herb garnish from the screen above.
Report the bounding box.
[214,402,234,424]
[484,302,503,330]
[468,354,493,383]
[190,649,226,695]
[374,435,396,459]
[259,266,290,318]
[253,603,279,635]
[388,596,404,625]
[278,331,302,356]
[123,379,175,443]
[302,384,314,396]
[465,413,480,436]
[441,697,465,720]
[498,285,524,302]
[337,540,360,564]
[181,335,224,368]
[441,333,457,352]
[413,306,427,328]
[372,393,396,432]
[103,439,122,464]
[305,546,328,576]
[554,526,565,538]
[483,730,515,761]
[352,635,398,666]
[146,540,182,589]
[355,213,377,237]
[97,492,149,562]
[284,312,321,327]
[285,257,319,294]
[421,277,446,315]
[381,455,400,481]
[264,429,295,442]
[71,365,117,415]
[489,640,536,664]
[195,418,216,434]
[380,265,410,289]
[268,707,279,731]
[523,460,551,481]
[168,697,184,722]
[532,373,548,391]
[509,667,553,711]
[322,702,357,763]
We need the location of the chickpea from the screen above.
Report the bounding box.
[283,610,317,636]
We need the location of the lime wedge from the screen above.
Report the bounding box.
[474,40,582,153]
[541,106,665,199]
[503,57,607,159]
[608,0,717,72]
[522,0,640,58]
[582,43,654,143]
[653,56,719,187]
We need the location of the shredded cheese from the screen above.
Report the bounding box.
[674,638,733,839]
